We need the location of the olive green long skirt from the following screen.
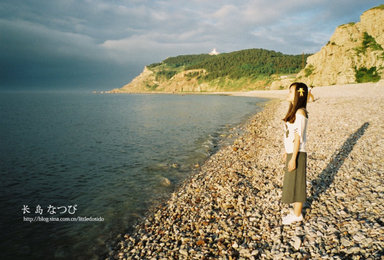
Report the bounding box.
[282,152,307,204]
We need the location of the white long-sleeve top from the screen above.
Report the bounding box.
[284,113,308,153]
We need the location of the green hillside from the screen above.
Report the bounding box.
[148,48,310,82]
[111,48,312,93]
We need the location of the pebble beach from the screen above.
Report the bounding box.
[106,82,384,259]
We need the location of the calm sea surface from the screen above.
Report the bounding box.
[0,92,267,259]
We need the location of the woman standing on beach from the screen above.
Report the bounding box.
[281,82,308,225]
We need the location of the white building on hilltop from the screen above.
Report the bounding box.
[209,48,219,55]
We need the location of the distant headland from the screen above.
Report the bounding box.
[107,5,384,94]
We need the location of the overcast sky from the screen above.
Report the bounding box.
[0,0,382,91]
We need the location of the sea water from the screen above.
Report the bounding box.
[0,91,267,259]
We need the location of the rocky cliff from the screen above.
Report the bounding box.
[296,5,384,86]
[109,67,220,93]
[108,66,267,93]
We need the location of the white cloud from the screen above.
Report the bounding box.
[101,32,215,64]
[212,5,238,19]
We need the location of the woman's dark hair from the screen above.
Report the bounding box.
[283,82,308,123]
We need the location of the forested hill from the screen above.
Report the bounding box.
[150,49,309,80]
[110,48,311,93]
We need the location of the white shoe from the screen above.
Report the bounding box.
[282,211,303,225]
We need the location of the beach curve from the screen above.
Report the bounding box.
[106,82,384,259]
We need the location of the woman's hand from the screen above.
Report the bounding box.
[288,158,296,172]
[283,153,287,161]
